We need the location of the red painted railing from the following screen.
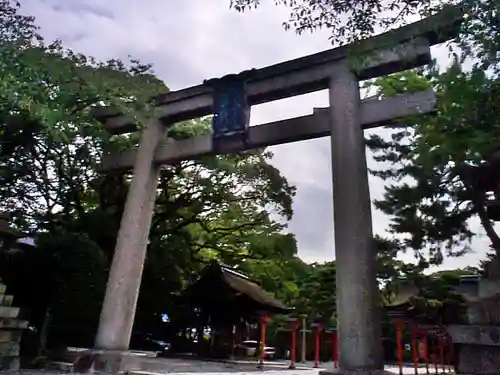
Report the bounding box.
[279,318,453,374]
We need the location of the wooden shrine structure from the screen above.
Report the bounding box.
[173,261,289,358]
[87,5,465,373]
[180,261,289,326]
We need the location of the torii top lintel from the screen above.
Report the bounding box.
[93,4,464,135]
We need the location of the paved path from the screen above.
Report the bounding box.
[129,369,416,375]
[0,359,441,375]
[0,366,431,375]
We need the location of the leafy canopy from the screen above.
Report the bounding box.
[0,0,300,351]
[230,0,500,72]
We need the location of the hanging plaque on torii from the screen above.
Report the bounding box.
[204,70,254,151]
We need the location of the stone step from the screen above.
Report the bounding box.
[0,295,14,307]
[0,330,22,343]
[0,318,28,330]
[0,355,20,371]
[0,341,20,357]
[0,306,19,319]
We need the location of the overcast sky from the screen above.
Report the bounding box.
[20,0,491,269]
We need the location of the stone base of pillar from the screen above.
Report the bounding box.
[70,349,156,374]
[320,370,395,375]
[72,350,127,373]
[446,278,500,375]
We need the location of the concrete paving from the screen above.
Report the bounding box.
[0,365,436,375]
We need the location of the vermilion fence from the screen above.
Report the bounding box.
[273,318,455,374]
[391,320,455,375]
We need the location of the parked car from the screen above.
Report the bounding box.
[130,332,171,355]
[237,340,275,359]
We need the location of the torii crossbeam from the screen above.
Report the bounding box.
[89,5,463,374]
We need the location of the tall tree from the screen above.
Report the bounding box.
[365,64,500,264]
[1,1,300,351]
[229,0,500,73]
[0,0,166,232]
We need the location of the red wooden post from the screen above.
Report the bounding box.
[332,330,338,368]
[438,335,445,374]
[422,332,430,375]
[445,335,453,373]
[290,325,297,369]
[448,335,454,374]
[394,317,404,375]
[288,318,300,370]
[257,315,269,369]
[313,322,322,368]
[433,334,439,375]
[411,324,419,375]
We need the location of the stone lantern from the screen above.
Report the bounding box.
[449,148,500,374]
[0,213,29,371]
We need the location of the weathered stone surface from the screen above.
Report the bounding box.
[94,5,463,135]
[329,68,382,372]
[0,318,28,330]
[468,298,500,325]
[73,350,126,373]
[101,90,436,171]
[0,341,20,356]
[0,296,13,307]
[0,283,28,371]
[455,344,500,374]
[478,279,500,298]
[448,324,500,346]
[94,119,164,351]
[0,306,19,319]
[0,330,22,343]
[447,279,500,374]
[0,355,20,371]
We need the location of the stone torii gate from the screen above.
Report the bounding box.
[90,6,462,374]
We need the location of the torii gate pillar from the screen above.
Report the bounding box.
[94,120,164,350]
[327,66,383,373]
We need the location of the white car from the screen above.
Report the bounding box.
[237,340,275,359]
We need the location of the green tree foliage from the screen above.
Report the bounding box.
[245,235,410,331]
[0,1,166,231]
[365,65,500,263]
[2,233,107,351]
[230,0,440,45]
[0,0,299,353]
[2,0,490,358]
[385,267,479,324]
[229,0,500,72]
[0,1,164,130]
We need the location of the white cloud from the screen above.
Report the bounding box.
[20,0,490,268]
